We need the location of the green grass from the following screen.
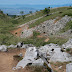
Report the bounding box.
[66,48,72,55]
[29,12,61,28]
[47,36,68,45]
[62,9,72,16]
[15,11,45,25]
[0,7,72,46]
[29,7,72,28]
[66,48,71,52]
[60,21,72,33]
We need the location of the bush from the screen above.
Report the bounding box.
[43,7,50,15]
[59,11,63,14]
[15,32,17,34]
[66,48,71,52]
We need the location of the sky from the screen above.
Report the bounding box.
[0,0,72,5]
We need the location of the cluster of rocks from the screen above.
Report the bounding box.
[66,63,72,72]
[0,42,34,52]
[62,38,72,49]
[35,15,72,36]
[13,39,72,72]
[0,39,72,72]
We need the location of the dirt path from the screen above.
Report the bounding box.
[0,48,26,72]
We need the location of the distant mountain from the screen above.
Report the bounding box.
[0,3,72,15]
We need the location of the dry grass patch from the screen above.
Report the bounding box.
[50,62,71,72]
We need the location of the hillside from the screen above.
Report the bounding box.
[0,6,72,72]
[0,7,72,46]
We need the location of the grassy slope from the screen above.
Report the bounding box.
[29,7,72,28]
[0,7,72,46]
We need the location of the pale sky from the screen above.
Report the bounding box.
[0,0,72,5]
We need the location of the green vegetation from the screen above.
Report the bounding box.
[29,7,72,28]
[66,48,71,52]
[43,7,50,15]
[66,48,72,55]
[60,21,72,33]
[22,34,68,47]
[46,36,68,45]
[62,9,72,16]
[0,7,72,46]
[20,11,24,15]
[11,20,18,24]
[33,31,40,37]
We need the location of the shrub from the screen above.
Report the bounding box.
[43,7,50,15]
[15,32,17,34]
[66,48,71,52]
[59,11,63,14]
[22,32,23,34]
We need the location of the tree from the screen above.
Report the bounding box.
[22,15,25,19]
[43,7,50,16]
[20,11,24,15]
[7,13,8,16]
[29,11,32,14]
[0,9,3,14]
[20,11,25,19]
[13,15,16,18]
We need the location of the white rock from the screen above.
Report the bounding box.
[58,66,62,69]
[50,52,72,62]
[8,44,16,48]
[21,44,34,49]
[66,63,72,72]
[18,53,23,57]
[39,43,61,56]
[62,38,72,49]
[32,58,44,66]
[15,47,37,69]
[39,43,72,62]
[0,45,7,51]
[17,42,21,47]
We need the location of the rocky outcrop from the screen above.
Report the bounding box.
[66,63,72,72]
[35,15,72,36]
[39,43,72,62]
[14,47,53,72]
[0,45,7,52]
[62,38,72,49]
[20,28,34,38]
[0,42,34,52]
[14,42,72,71]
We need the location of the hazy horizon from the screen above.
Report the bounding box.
[0,0,72,5]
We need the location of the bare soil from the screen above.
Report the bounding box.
[0,48,26,72]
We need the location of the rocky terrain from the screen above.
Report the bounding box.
[0,39,72,72]
[0,7,72,72]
